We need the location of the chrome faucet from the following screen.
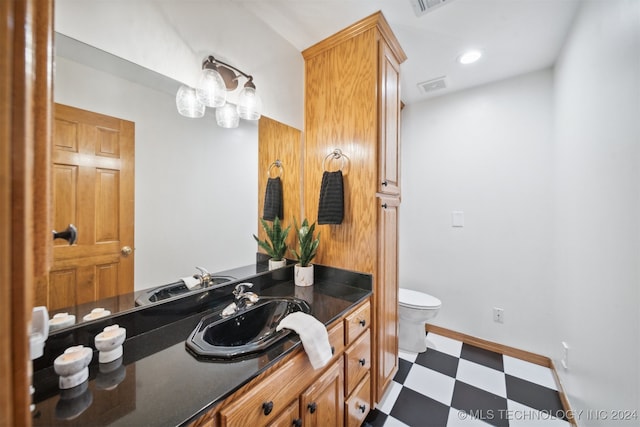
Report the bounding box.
[194,266,214,287]
[222,283,259,317]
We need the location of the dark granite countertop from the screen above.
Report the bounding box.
[32,263,372,427]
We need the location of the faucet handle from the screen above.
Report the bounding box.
[195,266,212,286]
[233,282,253,297]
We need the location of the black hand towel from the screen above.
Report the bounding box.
[263,177,283,221]
[317,170,344,225]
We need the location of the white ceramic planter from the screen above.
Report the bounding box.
[268,258,287,271]
[294,264,314,287]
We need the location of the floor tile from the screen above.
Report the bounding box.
[426,332,464,358]
[460,344,504,372]
[446,408,494,427]
[403,363,457,406]
[506,399,572,426]
[377,381,403,414]
[390,387,450,427]
[415,347,459,378]
[381,415,411,427]
[363,408,388,427]
[451,381,509,427]
[455,359,507,398]
[503,355,558,390]
[398,348,418,363]
[364,333,569,427]
[505,375,567,420]
[393,358,413,384]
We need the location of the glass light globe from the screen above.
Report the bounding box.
[176,85,205,118]
[216,102,239,128]
[196,68,227,108]
[236,86,263,120]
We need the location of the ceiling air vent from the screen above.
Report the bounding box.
[417,76,447,94]
[409,0,455,17]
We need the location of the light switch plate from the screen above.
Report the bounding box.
[452,211,464,227]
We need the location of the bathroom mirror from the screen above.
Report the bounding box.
[46,33,264,331]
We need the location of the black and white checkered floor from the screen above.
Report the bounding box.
[363,332,571,427]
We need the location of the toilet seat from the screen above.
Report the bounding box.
[399,288,441,310]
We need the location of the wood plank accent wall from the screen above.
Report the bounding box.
[257,116,303,252]
[1,0,53,425]
[302,27,380,274]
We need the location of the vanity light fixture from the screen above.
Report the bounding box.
[176,55,263,127]
[457,49,483,65]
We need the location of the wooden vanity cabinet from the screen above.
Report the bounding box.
[196,299,371,427]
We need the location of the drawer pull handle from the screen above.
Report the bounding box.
[358,404,367,413]
[381,203,388,209]
[382,181,388,187]
[359,319,366,327]
[262,401,274,416]
[359,358,366,366]
[293,419,302,427]
[331,346,335,355]
[307,402,317,414]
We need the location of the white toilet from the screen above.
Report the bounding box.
[398,288,442,353]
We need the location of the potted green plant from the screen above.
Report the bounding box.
[253,216,290,271]
[291,218,320,286]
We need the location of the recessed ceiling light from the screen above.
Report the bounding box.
[458,49,483,65]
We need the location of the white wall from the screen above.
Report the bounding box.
[400,69,557,356]
[55,0,304,129]
[553,0,639,423]
[400,1,640,423]
[55,56,258,290]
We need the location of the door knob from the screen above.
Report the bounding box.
[52,224,77,245]
[121,246,133,256]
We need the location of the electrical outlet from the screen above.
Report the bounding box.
[561,341,569,370]
[493,307,504,323]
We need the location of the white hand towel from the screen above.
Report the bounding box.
[276,312,332,370]
[181,276,201,290]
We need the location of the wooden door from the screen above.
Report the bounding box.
[39,103,134,311]
[301,359,344,427]
[376,195,399,400]
[2,0,53,424]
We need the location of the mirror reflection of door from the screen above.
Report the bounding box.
[36,103,134,311]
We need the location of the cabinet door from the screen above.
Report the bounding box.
[301,359,344,427]
[268,400,301,427]
[378,41,402,195]
[376,196,399,401]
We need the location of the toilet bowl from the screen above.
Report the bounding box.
[398,288,441,353]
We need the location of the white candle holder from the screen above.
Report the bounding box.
[95,324,126,363]
[53,345,93,389]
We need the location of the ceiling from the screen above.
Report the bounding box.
[229,0,582,105]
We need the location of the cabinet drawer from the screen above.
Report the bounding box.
[344,301,370,345]
[328,320,345,359]
[344,330,371,395]
[345,374,371,427]
[219,351,310,427]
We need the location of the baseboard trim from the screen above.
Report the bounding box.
[426,324,549,367]
[425,324,577,426]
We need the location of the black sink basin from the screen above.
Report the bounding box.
[135,276,235,306]
[186,297,311,359]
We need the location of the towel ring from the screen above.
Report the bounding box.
[267,160,284,178]
[322,149,349,172]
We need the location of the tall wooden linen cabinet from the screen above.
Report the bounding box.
[302,12,406,405]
